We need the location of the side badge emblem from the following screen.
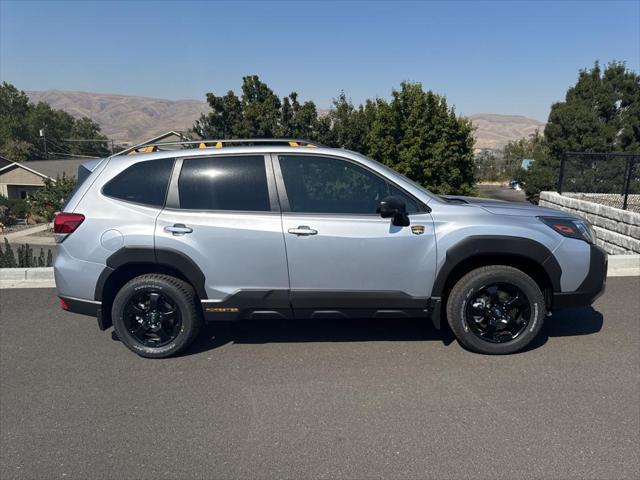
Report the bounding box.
[411,225,425,235]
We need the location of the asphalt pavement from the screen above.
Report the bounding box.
[1,279,639,479]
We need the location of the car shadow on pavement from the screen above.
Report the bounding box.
[185,317,455,356]
[184,306,603,356]
[521,306,604,352]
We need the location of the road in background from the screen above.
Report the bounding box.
[477,183,528,202]
[1,279,639,479]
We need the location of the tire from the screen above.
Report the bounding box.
[112,274,202,358]
[446,266,545,354]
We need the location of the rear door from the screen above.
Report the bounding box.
[274,153,437,318]
[155,154,290,317]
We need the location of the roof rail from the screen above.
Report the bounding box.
[116,138,324,156]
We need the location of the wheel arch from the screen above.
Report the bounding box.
[430,236,561,328]
[94,247,207,330]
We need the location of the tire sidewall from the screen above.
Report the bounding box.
[448,269,545,354]
[112,278,195,358]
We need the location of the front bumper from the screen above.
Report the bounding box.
[552,244,607,309]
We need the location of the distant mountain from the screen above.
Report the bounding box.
[26,90,208,144]
[25,90,545,149]
[469,113,545,151]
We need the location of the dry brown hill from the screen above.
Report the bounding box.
[26,90,208,144]
[469,113,545,150]
[26,90,545,149]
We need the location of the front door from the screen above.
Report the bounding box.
[274,154,437,318]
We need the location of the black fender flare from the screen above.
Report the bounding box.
[431,235,562,299]
[94,247,208,301]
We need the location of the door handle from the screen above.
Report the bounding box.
[288,225,318,236]
[164,223,193,235]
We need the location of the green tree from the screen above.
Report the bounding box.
[69,117,110,157]
[239,75,282,137]
[0,82,109,160]
[193,76,477,195]
[28,174,77,221]
[500,130,549,199]
[0,83,30,140]
[322,93,372,151]
[475,151,503,182]
[380,82,475,195]
[524,61,640,201]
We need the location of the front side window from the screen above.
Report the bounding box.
[278,155,420,214]
[178,155,270,211]
[103,157,174,207]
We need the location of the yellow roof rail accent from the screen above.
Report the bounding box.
[307,143,317,148]
[288,141,300,147]
[127,145,156,155]
[215,142,223,148]
[199,143,206,149]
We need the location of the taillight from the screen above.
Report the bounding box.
[54,213,85,241]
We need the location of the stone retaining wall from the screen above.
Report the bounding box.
[539,191,640,254]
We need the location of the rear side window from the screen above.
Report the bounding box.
[62,164,94,210]
[103,158,174,207]
[178,155,270,211]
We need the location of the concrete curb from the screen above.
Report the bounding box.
[1,255,640,289]
[608,254,640,277]
[0,267,56,289]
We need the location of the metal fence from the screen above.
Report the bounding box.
[558,152,640,212]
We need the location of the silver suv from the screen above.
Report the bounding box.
[54,139,607,358]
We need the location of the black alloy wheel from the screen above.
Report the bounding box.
[124,291,182,347]
[446,265,546,354]
[112,274,202,358]
[465,282,531,343]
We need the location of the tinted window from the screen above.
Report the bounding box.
[103,157,174,207]
[178,155,270,211]
[279,155,419,214]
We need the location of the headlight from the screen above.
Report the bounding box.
[538,216,597,244]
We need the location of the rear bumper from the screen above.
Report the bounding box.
[59,296,109,330]
[552,244,607,309]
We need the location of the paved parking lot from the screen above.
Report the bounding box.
[476,184,528,202]
[1,278,639,479]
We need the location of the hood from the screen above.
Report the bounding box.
[440,195,580,218]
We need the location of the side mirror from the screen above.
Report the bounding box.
[378,196,410,227]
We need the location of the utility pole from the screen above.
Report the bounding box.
[39,128,48,159]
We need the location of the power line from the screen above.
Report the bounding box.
[61,137,114,154]
[48,151,99,159]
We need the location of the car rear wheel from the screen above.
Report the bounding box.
[446,266,546,354]
[112,274,202,358]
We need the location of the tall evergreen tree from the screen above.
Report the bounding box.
[524,61,640,201]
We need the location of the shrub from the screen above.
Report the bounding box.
[6,198,30,220]
[29,175,77,221]
[0,238,17,268]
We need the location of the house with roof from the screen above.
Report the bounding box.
[0,132,191,199]
[0,155,56,199]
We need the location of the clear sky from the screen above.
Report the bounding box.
[1,0,638,121]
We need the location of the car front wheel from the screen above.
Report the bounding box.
[446,265,546,354]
